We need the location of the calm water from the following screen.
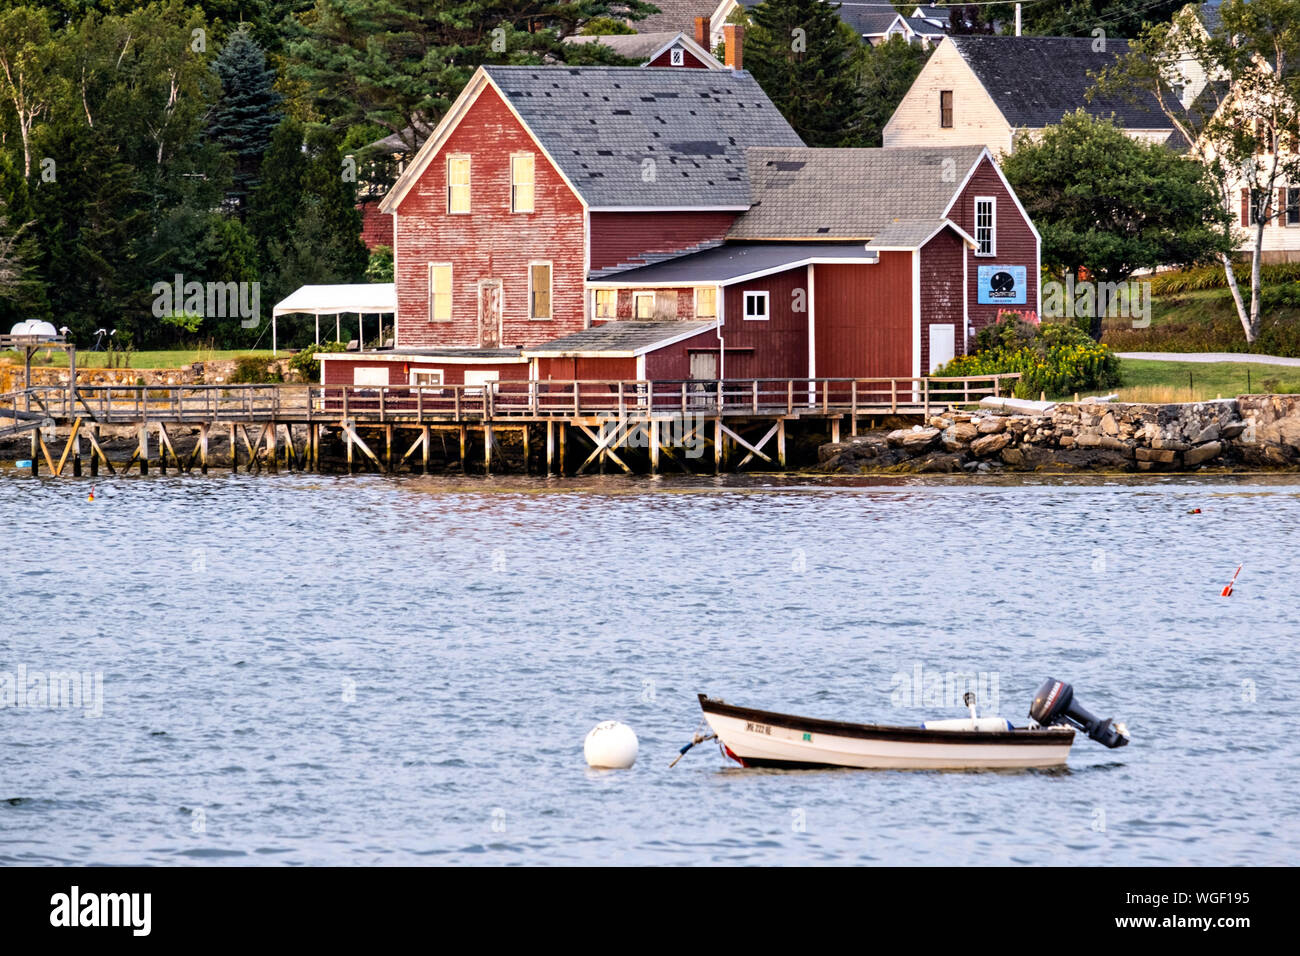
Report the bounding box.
[1,471,1298,865]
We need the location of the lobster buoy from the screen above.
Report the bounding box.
[584,721,638,769]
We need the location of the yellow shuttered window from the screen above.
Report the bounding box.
[511,154,535,213]
[695,287,716,318]
[447,155,470,213]
[429,264,451,321]
[530,263,551,319]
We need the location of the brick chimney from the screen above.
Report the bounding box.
[724,23,743,71]
[694,15,709,48]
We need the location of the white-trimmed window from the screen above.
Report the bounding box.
[695,287,717,318]
[594,289,616,318]
[670,47,685,66]
[409,369,443,386]
[529,262,552,320]
[743,290,769,321]
[634,292,655,319]
[974,196,996,256]
[354,366,388,387]
[447,154,470,214]
[511,154,535,213]
[428,263,452,321]
[1287,187,1300,226]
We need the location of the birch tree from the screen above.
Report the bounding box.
[0,7,65,179]
[1100,0,1300,344]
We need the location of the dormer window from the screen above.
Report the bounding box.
[671,47,684,66]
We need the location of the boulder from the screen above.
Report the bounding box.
[1136,447,1178,464]
[941,422,978,451]
[971,432,1011,458]
[976,418,1006,435]
[892,427,942,452]
[1183,441,1224,467]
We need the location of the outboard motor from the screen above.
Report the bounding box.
[1029,678,1129,748]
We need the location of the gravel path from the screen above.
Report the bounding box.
[1117,351,1300,367]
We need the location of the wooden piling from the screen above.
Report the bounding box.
[199,424,209,474]
[138,423,150,475]
[777,419,787,468]
[649,420,660,474]
[546,420,554,476]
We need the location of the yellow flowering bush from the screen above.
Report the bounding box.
[934,316,1122,399]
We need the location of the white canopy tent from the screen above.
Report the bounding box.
[270,283,397,355]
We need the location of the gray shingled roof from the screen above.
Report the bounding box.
[634,0,708,35]
[525,321,716,356]
[564,31,684,61]
[482,65,803,207]
[728,145,985,240]
[591,241,877,283]
[905,16,945,36]
[836,5,906,36]
[949,36,1174,131]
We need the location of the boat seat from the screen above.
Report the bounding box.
[920,717,1014,732]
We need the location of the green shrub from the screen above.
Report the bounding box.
[935,316,1122,399]
[1102,310,1300,356]
[228,356,283,384]
[288,341,348,381]
[1150,262,1300,294]
[365,245,394,282]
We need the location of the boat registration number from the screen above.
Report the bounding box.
[745,722,771,736]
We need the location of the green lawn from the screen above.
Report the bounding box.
[1117,358,1300,402]
[1,349,274,369]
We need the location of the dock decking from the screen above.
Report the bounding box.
[1,374,1020,476]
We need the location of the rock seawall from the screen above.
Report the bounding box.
[4,359,297,389]
[818,396,1300,473]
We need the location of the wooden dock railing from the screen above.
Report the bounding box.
[11,373,1020,425]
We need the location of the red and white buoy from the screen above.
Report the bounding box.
[1221,564,1243,597]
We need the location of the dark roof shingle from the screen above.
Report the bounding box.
[482,65,803,207]
[524,321,716,355]
[950,36,1174,131]
[729,145,986,240]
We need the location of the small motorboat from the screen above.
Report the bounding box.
[679,678,1128,771]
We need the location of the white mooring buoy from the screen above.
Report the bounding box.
[584,721,638,769]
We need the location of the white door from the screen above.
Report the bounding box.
[929,324,956,373]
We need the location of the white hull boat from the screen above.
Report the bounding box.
[684,679,1128,771]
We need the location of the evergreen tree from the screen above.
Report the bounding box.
[247,117,367,312]
[287,0,660,154]
[246,117,309,260]
[745,0,866,147]
[855,34,931,147]
[0,151,52,325]
[208,24,283,209]
[30,123,149,343]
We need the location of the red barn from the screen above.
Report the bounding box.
[320,62,1040,393]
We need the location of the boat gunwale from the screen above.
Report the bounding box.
[698,694,1075,747]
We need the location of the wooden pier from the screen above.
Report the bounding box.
[1,373,1020,476]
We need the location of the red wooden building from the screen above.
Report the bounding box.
[320,56,1040,392]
